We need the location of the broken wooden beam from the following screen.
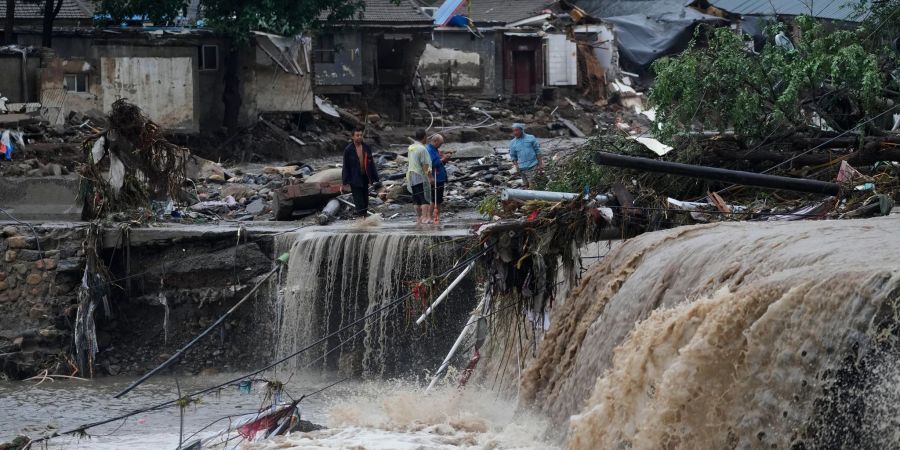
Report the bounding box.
[593,151,841,195]
[558,117,587,138]
[259,116,305,147]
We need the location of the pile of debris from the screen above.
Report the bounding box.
[0,106,103,177]
[493,130,899,238]
[405,91,652,143]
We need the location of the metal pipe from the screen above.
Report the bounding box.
[501,188,610,203]
[316,198,343,225]
[425,291,487,392]
[594,151,841,196]
[416,262,474,325]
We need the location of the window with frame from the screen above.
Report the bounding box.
[200,45,219,71]
[64,73,88,93]
[313,34,336,64]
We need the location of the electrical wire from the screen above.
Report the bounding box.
[26,244,492,446]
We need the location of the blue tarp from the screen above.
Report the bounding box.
[570,0,726,72]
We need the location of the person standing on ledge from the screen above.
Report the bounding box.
[406,128,433,224]
[341,127,379,217]
[426,133,451,224]
[509,123,543,188]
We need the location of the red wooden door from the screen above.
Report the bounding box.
[513,51,535,95]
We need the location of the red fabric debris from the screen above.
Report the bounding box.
[238,415,277,440]
[457,348,481,388]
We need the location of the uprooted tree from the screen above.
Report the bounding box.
[650,13,898,145]
[95,0,391,130]
[80,99,189,220]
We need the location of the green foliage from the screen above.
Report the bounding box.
[94,0,390,42]
[93,0,187,24]
[200,0,368,42]
[540,133,646,193]
[477,194,500,217]
[650,17,888,142]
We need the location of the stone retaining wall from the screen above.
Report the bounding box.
[0,225,86,378]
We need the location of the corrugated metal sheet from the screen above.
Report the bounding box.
[709,0,866,21]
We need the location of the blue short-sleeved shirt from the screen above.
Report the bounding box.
[426,144,448,183]
[509,133,541,170]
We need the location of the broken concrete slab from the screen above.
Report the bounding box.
[185,155,232,181]
[0,176,81,221]
[305,168,343,184]
[445,142,493,159]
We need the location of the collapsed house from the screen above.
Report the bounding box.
[14,29,312,132]
[1,0,314,133]
[312,0,433,121]
[420,0,617,99]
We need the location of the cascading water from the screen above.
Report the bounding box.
[515,217,900,449]
[273,226,477,378]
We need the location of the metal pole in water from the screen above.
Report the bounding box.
[425,296,484,393]
[416,262,475,325]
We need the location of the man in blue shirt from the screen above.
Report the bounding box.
[425,133,451,223]
[509,123,543,188]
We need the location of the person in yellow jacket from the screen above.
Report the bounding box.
[406,129,433,224]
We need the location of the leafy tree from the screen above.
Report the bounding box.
[22,0,65,47]
[94,0,187,25]
[650,16,893,143]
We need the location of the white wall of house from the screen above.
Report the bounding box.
[545,34,577,86]
[419,43,483,89]
[100,56,195,131]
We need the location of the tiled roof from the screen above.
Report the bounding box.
[0,0,94,20]
[353,0,433,24]
[460,0,555,25]
[709,0,865,21]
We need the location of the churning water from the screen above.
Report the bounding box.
[521,217,900,449]
[4,217,899,449]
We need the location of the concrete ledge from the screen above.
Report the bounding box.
[0,176,82,221]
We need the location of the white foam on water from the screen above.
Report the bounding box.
[248,381,558,450]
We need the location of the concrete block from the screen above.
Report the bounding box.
[0,176,82,221]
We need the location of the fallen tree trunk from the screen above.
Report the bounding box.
[594,151,841,195]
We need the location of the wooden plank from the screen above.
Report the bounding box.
[558,117,587,138]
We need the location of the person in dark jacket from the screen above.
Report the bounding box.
[341,128,379,217]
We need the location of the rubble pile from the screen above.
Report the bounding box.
[520,130,900,232]
[0,110,104,177]
[406,89,652,143]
